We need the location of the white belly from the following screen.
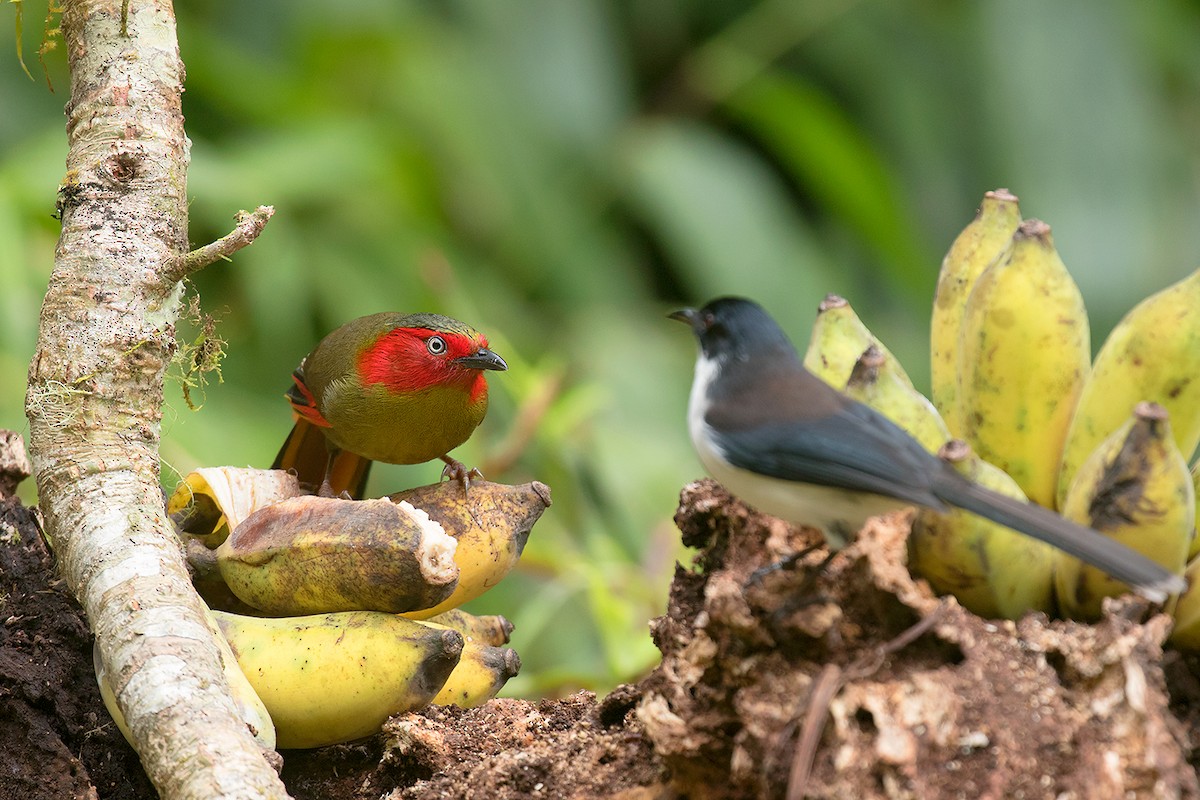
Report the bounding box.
[697,437,904,548]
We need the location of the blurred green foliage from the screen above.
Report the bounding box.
[5,0,1200,696]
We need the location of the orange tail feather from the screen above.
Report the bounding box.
[272,418,373,499]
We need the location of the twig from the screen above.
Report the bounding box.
[786,663,842,800]
[164,205,275,283]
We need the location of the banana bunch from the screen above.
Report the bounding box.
[137,468,548,749]
[1055,403,1193,620]
[919,190,1198,626]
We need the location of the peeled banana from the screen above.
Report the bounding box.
[214,495,460,616]
[1055,402,1193,620]
[802,294,909,391]
[908,439,1056,619]
[212,609,463,748]
[390,480,551,620]
[957,219,1090,508]
[930,189,1021,438]
[843,344,951,454]
[1057,268,1200,508]
[94,607,277,751]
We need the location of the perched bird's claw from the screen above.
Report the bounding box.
[440,456,483,496]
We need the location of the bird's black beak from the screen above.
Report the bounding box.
[668,307,704,336]
[455,348,508,371]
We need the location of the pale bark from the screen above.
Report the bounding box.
[24,1,286,797]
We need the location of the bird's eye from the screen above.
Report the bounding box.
[426,336,447,355]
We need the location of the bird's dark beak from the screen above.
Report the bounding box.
[455,348,508,371]
[668,308,703,335]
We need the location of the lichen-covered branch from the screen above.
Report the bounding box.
[24,2,286,797]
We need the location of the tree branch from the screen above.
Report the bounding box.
[25,2,287,797]
[165,205,275,284]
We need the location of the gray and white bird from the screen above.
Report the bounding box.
[671,295,1183,602]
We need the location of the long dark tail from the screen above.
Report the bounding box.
[272,418,373,500]
[932,471,1185,602]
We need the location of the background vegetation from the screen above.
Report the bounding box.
[5,0,1200,696]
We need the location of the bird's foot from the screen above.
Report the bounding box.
[316,479,354,500]
[440,456,484,495]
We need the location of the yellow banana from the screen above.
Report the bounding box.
[389,480,551,620]
[416,620,522,707]
[843,344,951,454]
[215,495,459,615]
[1168,554,1200,651]
[94,607,277,751]
[802,294,909,391]
[930,189,1021,438]
[212,609,463,749]
[432,644,521,707]
[1057,268,1200,508]
[908,439,1056,619]
[1055,402,1193,620]
[957,219,1090,508]
[418,608,514,646]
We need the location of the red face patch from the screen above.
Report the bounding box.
[357,327,491,401]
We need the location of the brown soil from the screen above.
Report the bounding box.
[4,475,1199,799]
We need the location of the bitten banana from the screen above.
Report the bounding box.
[1057,268,1200,508]
[390,480,551,620]
[802,294,909,391]
[215,495,459,615]
[1055,402,1193,620]
[416,620,522,707]
[908,439,1055,619]
[930,189,1021,438]
[958,219,1090,508]
[419,608,514,646]
[843,344,951,454]
[212,609,463,749]
[94,608,277,751]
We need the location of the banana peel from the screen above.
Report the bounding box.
[169,467,302,548]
